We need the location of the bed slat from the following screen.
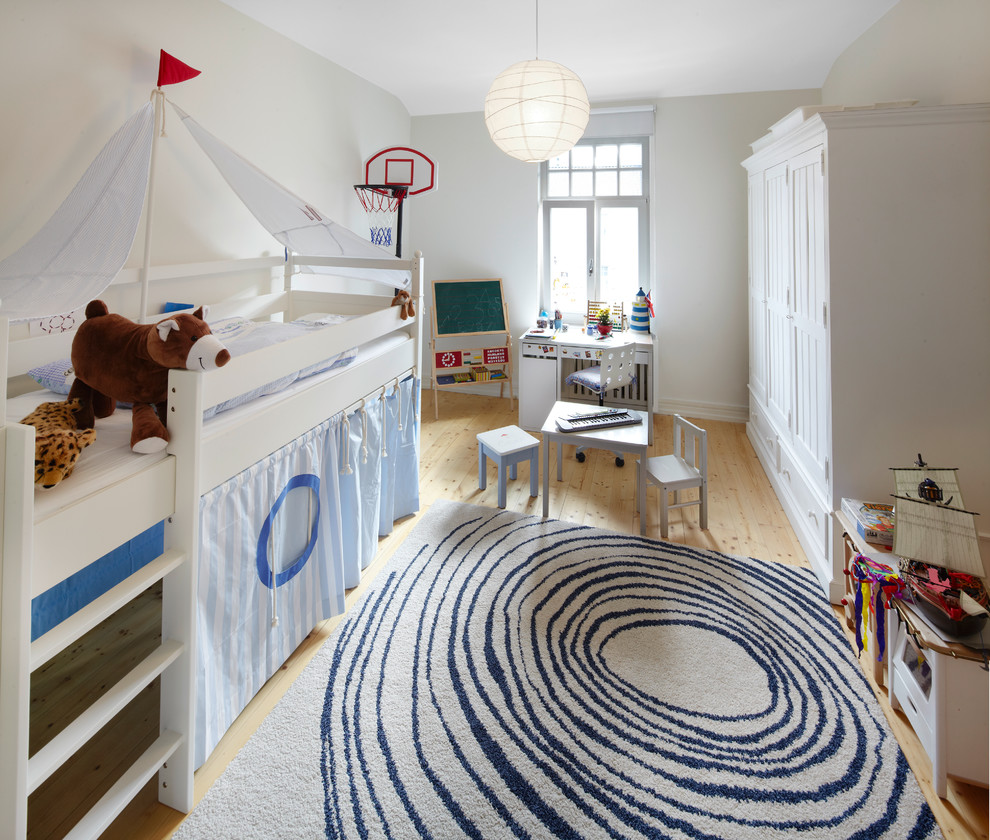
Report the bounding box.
[30,548,185,670]
[28,639,183,794]
[61,730,183,840]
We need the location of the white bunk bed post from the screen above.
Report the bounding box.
[0,315,6,422]
[139,89,165,324]
[156,366,203,812]
[0,412,35,840]
[284,250,295,318]
[412,251,424,374]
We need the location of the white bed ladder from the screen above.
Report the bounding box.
[0,425,193,838]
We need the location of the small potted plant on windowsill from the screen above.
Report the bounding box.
[596,309,613,336]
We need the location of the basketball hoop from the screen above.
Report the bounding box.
[354,184,408,256]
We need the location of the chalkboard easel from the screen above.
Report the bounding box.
[430,278,513,419]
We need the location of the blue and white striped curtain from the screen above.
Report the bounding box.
[337,375,420,587]
[193,375,420,767]
[379,376,421,536]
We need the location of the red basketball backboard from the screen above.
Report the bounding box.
[363,147,437,196]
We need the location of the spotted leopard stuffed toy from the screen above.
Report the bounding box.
[20,399,96,489]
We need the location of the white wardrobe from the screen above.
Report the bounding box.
[743,103,990,602]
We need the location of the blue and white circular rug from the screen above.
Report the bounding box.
[175,500,941,839]
[320,501,939,839]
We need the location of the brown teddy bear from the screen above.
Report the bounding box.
[20,399,97,489]
[391,290,416,320]
[69,300,231,453]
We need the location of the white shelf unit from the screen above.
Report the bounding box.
[887,604,989,797]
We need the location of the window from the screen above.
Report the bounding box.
[541,136,650,321]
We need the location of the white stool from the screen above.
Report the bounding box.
[477,425,540,509]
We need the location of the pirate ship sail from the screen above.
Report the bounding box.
[891,455,989,637]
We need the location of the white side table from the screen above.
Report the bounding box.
[887,601,989,797]
[477,425,540,509]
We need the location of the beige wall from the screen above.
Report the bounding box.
[0,0,410,273]
[408,112,539,389]
[823,0,990,105]
[652,90,816,417]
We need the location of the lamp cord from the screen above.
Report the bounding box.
[535,0,539,58]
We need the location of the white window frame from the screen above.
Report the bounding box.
[539,135,652,321]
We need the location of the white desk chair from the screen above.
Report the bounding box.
[641,414,708,539]
[564,342,636,466]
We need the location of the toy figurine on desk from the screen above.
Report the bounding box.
[630,287,653,333]
[891,454,990,639]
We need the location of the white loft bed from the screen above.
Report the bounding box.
[0,248,425,838]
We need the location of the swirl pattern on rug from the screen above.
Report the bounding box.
[321,501,940,839]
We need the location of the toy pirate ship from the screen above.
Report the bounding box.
[891,455,989,637]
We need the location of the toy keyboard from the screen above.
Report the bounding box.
[555,409,642,433]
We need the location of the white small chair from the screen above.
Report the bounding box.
[564,342,637,466]
[641,414,708,539]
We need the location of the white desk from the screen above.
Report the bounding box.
[541,401,650,535]
[519,330,655,438]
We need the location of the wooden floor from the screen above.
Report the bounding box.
[28,392,988,839]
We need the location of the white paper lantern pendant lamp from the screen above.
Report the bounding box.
[484,3,590,163]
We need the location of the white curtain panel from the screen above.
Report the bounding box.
[0,103,154,322]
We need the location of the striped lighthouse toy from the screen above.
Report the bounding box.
[630,287,653,333]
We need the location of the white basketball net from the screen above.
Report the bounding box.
[354,186,405,248]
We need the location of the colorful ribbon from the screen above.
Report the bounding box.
[849,554,908,661]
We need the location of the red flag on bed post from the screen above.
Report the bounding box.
[157,50,201,87]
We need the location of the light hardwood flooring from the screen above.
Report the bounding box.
[27,392,988,839]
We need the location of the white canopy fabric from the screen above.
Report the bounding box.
[0,98,410,325]
[0,103,155,323]
[171,103,410,290]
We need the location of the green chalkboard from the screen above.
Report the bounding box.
[432,279,507,336]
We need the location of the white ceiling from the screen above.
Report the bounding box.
[220,0,899,117]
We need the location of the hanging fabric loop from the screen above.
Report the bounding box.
[339,414,353,475]
[360,400,369,464]
[268,527,279,628]
[395,377,403,431]
[381,388,389,458]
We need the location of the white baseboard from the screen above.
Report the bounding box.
[656,398,749,424]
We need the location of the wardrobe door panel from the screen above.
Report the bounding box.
[789,147,829,493]
[764,161,791,436]
[748,172,768,406]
